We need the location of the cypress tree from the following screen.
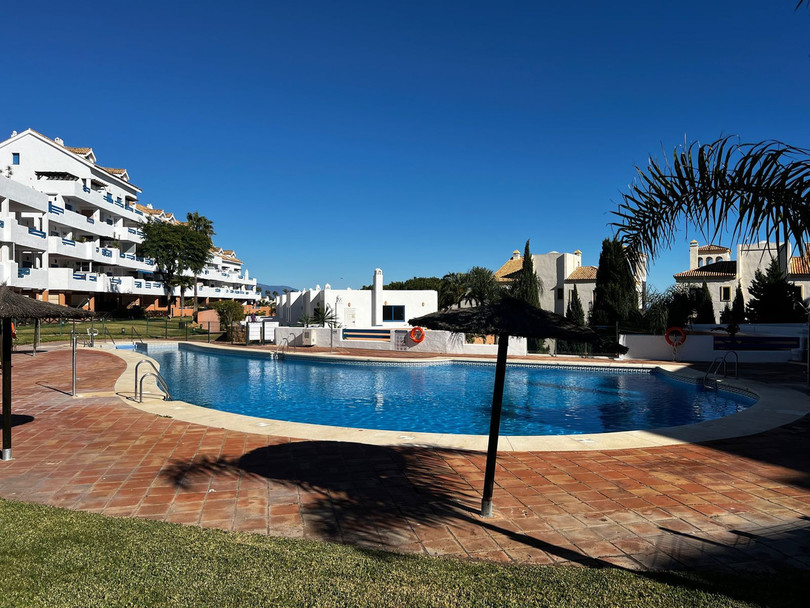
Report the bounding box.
[746,260,805,322]
[694,282,715,323]
[591,238,637,326]
[563,286,586,354]
[511,239,541,307]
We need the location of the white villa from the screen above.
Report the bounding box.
[494,248,647,316]
[0,129,261,312]
[673,240,810,321]
[276,268,438,328]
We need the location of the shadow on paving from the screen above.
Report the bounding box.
[162,441,617,568]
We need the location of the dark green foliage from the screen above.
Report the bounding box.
[746,259,806,322]
[719,304,732,324]
[510,240,544,352]
[212,300,245,339]
[140,219,213,315]
[613,137,810,271]
[732,286,746,324]
[643,289,670,334]
[312,304,339,328]
[694,282,716,324]
[591,239,638,326]
[559,286,587,354]
[384,277,444,292]
[462,266,502,306]
[510,240,542,307]
[185,212,215,316]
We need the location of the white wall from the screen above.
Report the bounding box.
[273,326,527,356]
[621,333,804,363]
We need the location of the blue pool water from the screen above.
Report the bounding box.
[144,345,756,436]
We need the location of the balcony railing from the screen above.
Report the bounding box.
[27,227,46,238]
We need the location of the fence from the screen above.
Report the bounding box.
[11,317,227,346]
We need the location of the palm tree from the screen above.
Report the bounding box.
[462,266,502,307]
[185,212,215,318]
[612,137,810,266]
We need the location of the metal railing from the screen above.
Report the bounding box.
[134,359,172,401]
[704,351,739,389]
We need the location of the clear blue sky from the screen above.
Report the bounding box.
[3,1,808,292]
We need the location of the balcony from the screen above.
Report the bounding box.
[60,182,144,222]
[6,219,48,250]
[47,203,114,238]
[10,265,49,290]
[47,268,105,292]
[48,236,93,260]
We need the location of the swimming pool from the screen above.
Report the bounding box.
[141,344,756,436]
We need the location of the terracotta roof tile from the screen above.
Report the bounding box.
[65,146,92,155]
[674,260,737,279]
[565,266,597,282]
[698,244,730,254]
[494,258,523,283]
[790,256,810,276]
[100,167,127,176]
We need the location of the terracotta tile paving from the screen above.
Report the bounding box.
[2,348,810,571]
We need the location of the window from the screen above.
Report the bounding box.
[556,287,564,300]
[382,305,405,322]
[11,152,20,165]
[720,286,731,301]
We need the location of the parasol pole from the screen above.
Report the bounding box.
[481,334,509,517]
[2,318,12,460]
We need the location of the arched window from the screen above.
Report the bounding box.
[698,258,703,267]
[706,256,713,265]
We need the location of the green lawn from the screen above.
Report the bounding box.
[12,318,224,345]
[0,499,805,607]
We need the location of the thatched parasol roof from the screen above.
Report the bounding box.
[0,287,94,320]
[410,296,598,342]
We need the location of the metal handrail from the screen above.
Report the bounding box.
[703,350,738,388]
[288,332,296,353]
[130,326,146,345]
[134,359,171,401]
[102,326,117,346]
[138,372,171,402]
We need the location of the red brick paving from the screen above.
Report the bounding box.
[1,348,810,571]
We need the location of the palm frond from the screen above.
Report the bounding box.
[612,137,810,263]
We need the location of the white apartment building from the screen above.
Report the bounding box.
[276,268,438,328]
[0,129,260,311]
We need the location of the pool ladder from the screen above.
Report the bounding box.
[703,351,738,390]
[134,359,172,402]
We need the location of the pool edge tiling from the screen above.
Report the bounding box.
[111,343,810,452]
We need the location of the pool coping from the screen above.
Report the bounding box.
[109,341,810,452]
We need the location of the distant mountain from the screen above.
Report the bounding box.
[257,283,296,296]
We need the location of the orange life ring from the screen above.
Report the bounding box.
[410,326,426,343]
[664,326,686,346]
[11,322,16,340]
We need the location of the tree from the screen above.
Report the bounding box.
[732,286,746,324]
[510,240,544,351]
[612,137,810,271]
[694,282,715,324]
[461,266,501,307]
[591,238,638,326]
[212,300,244,340]
[439,273,467,309]
[312,304,339,328]
[510,240,542,307]
[140,220,210,317]
[560,285,586,354]
[745,259,806,323]
[185,212,215,317]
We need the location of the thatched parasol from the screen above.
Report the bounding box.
[0,287,93,461]
[410,297,600,517]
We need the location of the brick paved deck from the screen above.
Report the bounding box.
[1,348,809,571]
